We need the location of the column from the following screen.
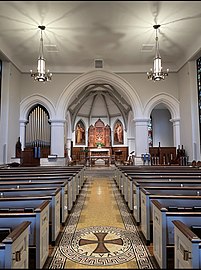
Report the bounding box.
[134,118,149,165]
[127,137,135,155]
[50,120,65,157]
[19,120,28,151]
[66,137,72,158]
[170,118,180,147]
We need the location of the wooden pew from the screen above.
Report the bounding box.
[173,220,201,269]
[0,180,68,224]
[140,186,201,244]
[114,167,201,207]
[0,165,87,206]
[0,172,80,205]
[0,221,31,269]
[0,200,49,269]
[152,199,201,269]
[0,165,85,187]
[114,164,201,187]
[0,175,75,212]
[0,165,86,202]
[114,172,201,218]
[115,164,201,172]
[0,187,61,244]
[132,179,201,224]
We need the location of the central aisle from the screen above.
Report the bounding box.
[47,167,155,269]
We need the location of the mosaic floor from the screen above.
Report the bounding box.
[46,167,156,269]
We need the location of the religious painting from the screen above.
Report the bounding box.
[75,121,85,145]
[113,120,123,144]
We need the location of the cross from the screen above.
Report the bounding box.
[79,232,123,253]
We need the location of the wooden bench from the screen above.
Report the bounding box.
[114,167,201,207]
[0,180,69,224]
[114,171,201,217]
[173,220,201,269]
[115,165,201,186]
[0,175,75,212]
[0,187,61,244]
[140,186,201,244]
[0,221,31,269]
[132,178,201,224]
[0,200,49,269]
[0,165,86,195]
[0,172,81,206]
[152,199,201,269]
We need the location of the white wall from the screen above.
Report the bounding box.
[151,109,173,147]
[178,61,200,161]
[119,72,179,109]
[0,63,200,163]
[0,62,21,163]
[20,73,80,104]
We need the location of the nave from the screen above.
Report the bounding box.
[44,167,157,269]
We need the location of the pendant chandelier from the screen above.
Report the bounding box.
[147,25,169,81]
[30,25,52,82]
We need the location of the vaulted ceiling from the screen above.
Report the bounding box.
[68,83,131,130]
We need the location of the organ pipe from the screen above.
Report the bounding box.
[25,105,50,148]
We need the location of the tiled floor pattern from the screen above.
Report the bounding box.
[46,167,155,269]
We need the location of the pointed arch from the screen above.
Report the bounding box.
[20,94,56,121]
[113,119,124,145]
[56,70,143,126]
[75,119,86,145]
[144,92,180,120]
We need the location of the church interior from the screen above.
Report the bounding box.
[0,1,201,269]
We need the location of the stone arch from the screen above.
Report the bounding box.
[144,92,180,147]
[56,70,143,120]
[20,94,56,121]
[144,92,180,120]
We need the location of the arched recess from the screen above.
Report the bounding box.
[144,93,180,147]
[20,94,56,121]
[19,94,56,150]
[56,70,143,125]
[75,119,86,145]
[113,119,124,145]
[144,93,180,120]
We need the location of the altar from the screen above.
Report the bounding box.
[89,148,111,166]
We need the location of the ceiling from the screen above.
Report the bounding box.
[1,1,201,74]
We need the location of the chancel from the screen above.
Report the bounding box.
[1,1,201,269]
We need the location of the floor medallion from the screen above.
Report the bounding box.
[59,226,136,266]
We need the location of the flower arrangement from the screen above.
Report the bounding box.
[96,142,105,148]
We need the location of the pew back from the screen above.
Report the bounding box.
[0,200,49,269]
[173,220,201,269]
[152,199,201,269]
[0,221,31,269]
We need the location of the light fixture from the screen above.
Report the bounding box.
[30,25,52,82]
[147,24,169,81]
